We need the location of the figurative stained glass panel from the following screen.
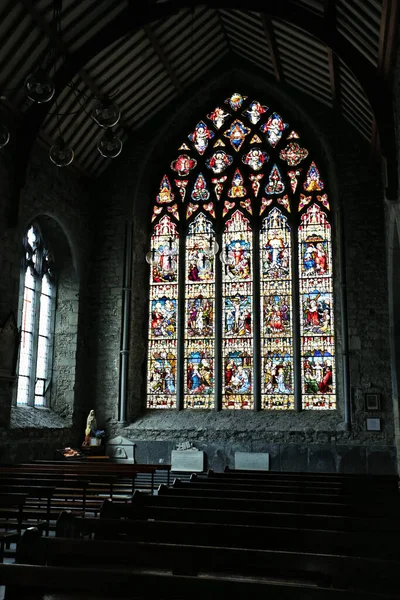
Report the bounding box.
[147,92,337,412]
[222,211,253,409]
[206,151,233,174]
[242,100,268,124]
[147,215,179,408]
[242,147,269,171]
[188,121,214,155]
[260,112,288,147]
[260,208,294,410]
[224,120,251,152]
[207,106,230,129]
[184,213,216,408]
[298,204,335,409]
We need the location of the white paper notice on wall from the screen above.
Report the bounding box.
[234,452,270,471]
[171,450,205,472]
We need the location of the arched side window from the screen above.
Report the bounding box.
[147,93,336,411]
[17,225,56,407]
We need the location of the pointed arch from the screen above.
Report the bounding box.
[147,92,337,411]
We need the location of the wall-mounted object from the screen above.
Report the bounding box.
[365,393,381,411]
[366,417,381,432]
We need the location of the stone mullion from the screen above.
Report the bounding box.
[176,223,186,410]
[252,224,261,411]
[214,228,223,410]
[292,217,302,412]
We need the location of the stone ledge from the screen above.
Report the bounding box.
[123,408,346,434]
[10,406,71,430]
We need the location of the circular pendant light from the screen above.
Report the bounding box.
[25,69,55,103]
[97,130,123,158]
[92,97,121,128]
[49,137,74,167]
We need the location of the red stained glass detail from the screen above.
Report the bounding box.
[175,179,189,202]
[317,194,330,210]
[207,106,230,129]
[167,203,179,220]
[211,176,227,201]
[223,201,235,217]
[280,142,309,166]
[240,198,252,214]
[204,202,216,218]
[191,173,210,202]
[186,203,199,219]
[171,154,197,177]
[249,173,264,197]
[277,194,291,213]
[288,169,302,194]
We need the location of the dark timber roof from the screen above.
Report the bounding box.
[0,0,397,182]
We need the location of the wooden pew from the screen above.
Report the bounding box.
[1,562,394,600]
[137,489,394,519]
[10,526,400,596]
[26,461,170,491]
[0,485,54,534]
[100,497,400,532]
[0,494,27,532]
[218,469,399,492]
[167,479,395,504]
[57,511,400,560]
[190,472,396,495]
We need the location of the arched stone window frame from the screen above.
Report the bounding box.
[16,222,56,407]
[145,91,344,414]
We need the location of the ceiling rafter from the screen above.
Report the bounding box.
[371,0,399,157]
[143,23,183,93]
[215,9,235,56]
[260,14,283,83]
[323,0,340,110]
[18,0,103,97]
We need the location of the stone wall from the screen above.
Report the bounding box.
[0,142,92,462]
[88,63,397,473]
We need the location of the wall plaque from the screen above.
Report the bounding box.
[171,450,205,472]
[235,451,270,471]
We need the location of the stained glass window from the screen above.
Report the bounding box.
[17,225,56,407]
[147,214,179,408]
[185,213,215,409]
[147,93,337,411]
[222,211,253,409]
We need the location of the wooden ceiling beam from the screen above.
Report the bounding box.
[323,0,340,109]
[260,14,283,83]
[20,0,397,196]
[371,0,399,158]
[18,0,103,98]
[143,23,183,93]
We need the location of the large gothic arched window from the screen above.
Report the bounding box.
[147,93,336,411]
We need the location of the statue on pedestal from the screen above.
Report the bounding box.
[83,410,105,447]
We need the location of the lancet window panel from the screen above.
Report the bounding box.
[146,92,338,412]
[184,213,216,409]
[260,208,295,410]
[147,215,179,409]
[17,225,56,408]
[222,210,253,410]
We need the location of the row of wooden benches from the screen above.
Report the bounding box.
[1,467,400,599]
